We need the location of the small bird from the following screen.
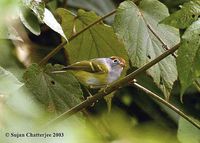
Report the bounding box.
[52,56,126,88]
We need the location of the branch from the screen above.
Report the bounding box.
[39,10,116,65]
[131,81,200,129]
[44,43,180,126]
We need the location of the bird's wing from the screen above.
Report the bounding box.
[62,60,108,73]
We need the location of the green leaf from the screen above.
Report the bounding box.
[113,0,180,99]
[23,64,83,113]
[0,0,18,22]
[67,0,116,23]
[56,8,128,66]
[0,24,23,41]
[104,92,115,113]
[194,78,200,92]
[20,0,45,35]
[22,0,45,22]
[19,7,41,35]
[177,117,200,143]
[0,41,20,68]
[43,8,67,40]
[21,1,67,39]
[46,0,57,11]
[0,66,23,95]
[177,19,200,96]
[161,0,200,29]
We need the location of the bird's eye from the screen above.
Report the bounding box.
[113,59,118,63]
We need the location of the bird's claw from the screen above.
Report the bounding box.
[101,85,109,94]
[129,79,137,84]
[84,87,96,107]
[86,96,95,107]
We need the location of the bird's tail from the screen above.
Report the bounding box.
[51,66,72,74]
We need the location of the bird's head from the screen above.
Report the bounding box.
[109,56,126,68]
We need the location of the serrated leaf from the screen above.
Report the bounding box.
[161,0,200,29]
[177,19,200,96]
[56,8,128,66]
[19,7,41,35]
[0,66,23,95]
[113,0,180,99]
[67,0,116,23]
[23,64,83,113]
[43,8,67,40]
[177,117,200,143]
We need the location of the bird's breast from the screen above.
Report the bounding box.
[74,71,109,88]
[73,68,122,88]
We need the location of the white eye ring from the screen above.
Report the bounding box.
[113,59,118,63]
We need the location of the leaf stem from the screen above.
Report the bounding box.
[145,21,177,58]
[44,43,180,126]
[132,81,200,129]
[39,10,116,65]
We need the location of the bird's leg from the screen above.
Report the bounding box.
[98,84,109,94]
[103,85,109,94]
[83,87,96,107]
[84,87,93,98]
[89,85,95,89]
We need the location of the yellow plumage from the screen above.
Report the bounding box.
[52,56,126,88]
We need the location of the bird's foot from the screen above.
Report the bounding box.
[86,95,95,107]
[99,85,109,94]
[129,79,137,85]
[85,88,96,107]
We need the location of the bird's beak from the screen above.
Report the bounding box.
[120,62,126,68]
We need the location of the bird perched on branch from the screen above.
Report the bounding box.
[52,56,126,88]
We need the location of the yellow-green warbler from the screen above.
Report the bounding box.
[53,56,126,88]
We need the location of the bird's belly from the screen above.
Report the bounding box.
[107,73,119,84]
[74,71,109,88]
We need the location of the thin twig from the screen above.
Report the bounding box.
[39,10,116,65]
[131,81,200,129]
[145,21,177,58]
[44,43,180,126]
[140,12,177,58]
